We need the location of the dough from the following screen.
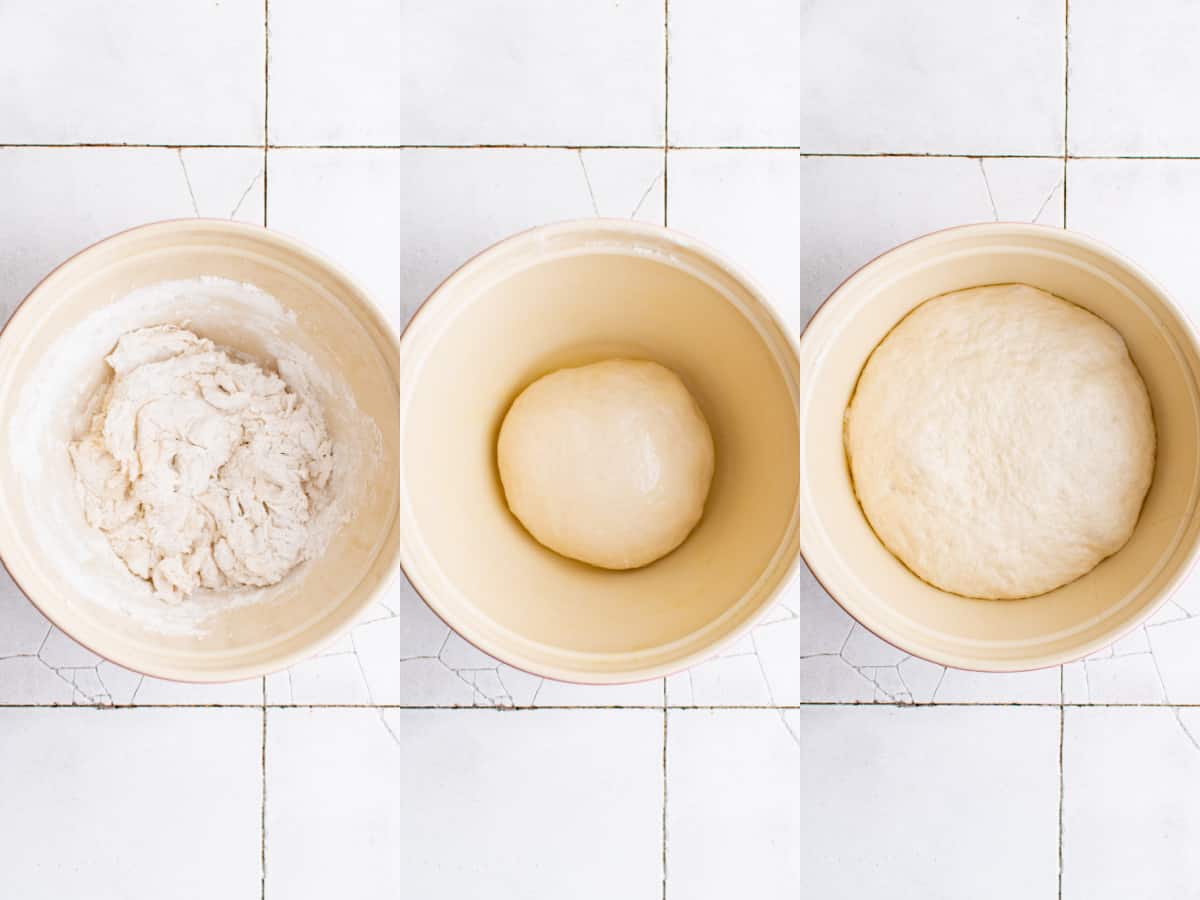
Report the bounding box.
[497,359,715,569]
[845,284,1155,600]
[70,325,334,600]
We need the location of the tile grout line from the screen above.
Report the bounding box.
[0,702,1060,711]
[262,0,270,230]
[1059,8,1069,897]
[662,0,670,230]
[260,8,269,900]
[1058,701,1065,898]
[1062,0,1070,226]
[661,7,670,897]
[261,686,268,900]
[661,691,669,900]
[7,142,1200,160]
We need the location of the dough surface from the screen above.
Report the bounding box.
[497,359,715,570]
[845,284,1155,600]
[70,325,334,600]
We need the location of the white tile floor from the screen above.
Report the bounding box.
[1,1,1199,897]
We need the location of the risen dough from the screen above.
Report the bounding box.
[497,359,715,570]
[70,325,334,600]
[845,284,1155,600]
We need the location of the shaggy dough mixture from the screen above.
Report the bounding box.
[70,325,334,600]
[845,284,1155,600]
[497,359,715,570]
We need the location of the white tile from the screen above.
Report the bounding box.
[667,150,800,335]
[398,148,665,324]
[0,148,264,318]
[1068,0,1200,155]
[668,0,801,146]
[1067,159,1200,322]
[265,708,402,898]
[0,0,263,144]
[269,0,664,146]
[800,706,1060,899]
[267,708,662,900]
[1063,707,1200,898]
[267,149,402,330]
[667,709,799,898]
[0,708,261,898]
[799,156,1064,323]
[794,0,1064,154]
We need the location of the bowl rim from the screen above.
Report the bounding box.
[399,216,802,686]
[0,217,403,684]
[798,220,1200,674]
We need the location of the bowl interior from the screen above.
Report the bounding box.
[400,221,800,682]
[0,221,401,681]
[801,224,1200,670]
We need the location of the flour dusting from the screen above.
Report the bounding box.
[9,276,378,635]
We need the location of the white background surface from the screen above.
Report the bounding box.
[1,1,1198,897]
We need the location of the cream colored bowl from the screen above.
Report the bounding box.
[0,220,400,681]
[400,219,800,683]
[801,223,1200,671]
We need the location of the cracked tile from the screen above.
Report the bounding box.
[270,575,663,708]
[175,149,265,220]
[0,0,263,144]
[395,148,665,327]
[800,706,1059,899]
[666,577,799,707]
[269,0,663,145]
[798,156,1066,324]
[668,709,800,899]
[792,0,1064,154]
[1064,707,1200,897]
[0,564,261,706]
[1063,648,1166,705]
[797,563,1060,704]
[1058,609,1200,706]
[0,148,264,317]
[268,147,665,335]
[268,708,662,900]
[0,707,261,898]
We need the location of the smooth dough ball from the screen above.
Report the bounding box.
[845,284,1155,600]
[497,359,715,570]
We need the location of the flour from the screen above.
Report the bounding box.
[71,325,335,600]
[9,276,377,634]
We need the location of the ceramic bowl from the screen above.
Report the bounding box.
[801,223,1200,671]
[0,220,401,681]
[400,219,800,683]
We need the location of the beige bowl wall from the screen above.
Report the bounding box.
[801,223,1200,671]
[400,220,800,683]
[0,220,401,681]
